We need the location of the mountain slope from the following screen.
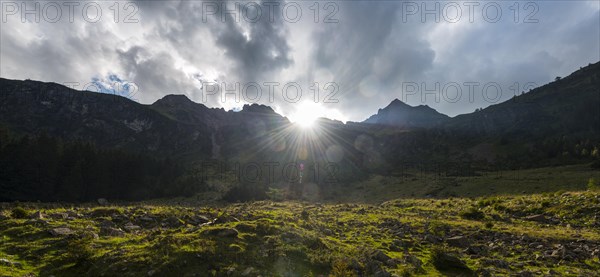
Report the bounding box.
[445,62,600,139]
[0,78,213,159]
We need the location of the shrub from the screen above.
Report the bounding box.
[10,207,29,219]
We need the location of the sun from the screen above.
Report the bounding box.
[288,101,346,128]
[289,102,320,128]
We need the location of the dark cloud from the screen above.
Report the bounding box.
[0,0,598,121]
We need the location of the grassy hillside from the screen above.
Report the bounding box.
[1,180,599,276]
[333,164,600,203]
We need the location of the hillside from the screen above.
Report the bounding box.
[1,189,599,276]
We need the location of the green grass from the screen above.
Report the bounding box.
[334,164,600,203]
[1,164,599,276]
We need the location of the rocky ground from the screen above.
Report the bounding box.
[1,191,599,276]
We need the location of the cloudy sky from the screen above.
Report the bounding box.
[1,0,599,122]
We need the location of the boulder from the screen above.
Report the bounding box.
[123,222,141,231]
[49,227,74,236]
[524,214,547,223]
[446,236,469,248]
[30,211,44,219]
[432,252,472,272]
[100,227,126,237]
[424,234,442,244]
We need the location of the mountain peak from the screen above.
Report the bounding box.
[154,94,193,104]
[387,98,410,108]
[241,103,276,114]
[363,98,449,128]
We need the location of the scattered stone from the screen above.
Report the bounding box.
[446,235,469,248]
[49,227,74,236]
[97,198,109,205]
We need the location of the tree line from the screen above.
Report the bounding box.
[0,126,205,202]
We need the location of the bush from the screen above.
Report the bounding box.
[10,207,29,219]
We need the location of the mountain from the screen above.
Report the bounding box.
[0,78,213,159]
[0,62,599,202]
[446,62,600,139]
[363,99,450,128]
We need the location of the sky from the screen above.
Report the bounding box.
[1,0,599,122]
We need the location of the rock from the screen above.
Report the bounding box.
[404,254,422,269]
[123,222,141,231]
[241,267,255,276]
[201,227,239,238]
[98,219,116,228]
[189,215,210,225]
[371,249,392,263]
[516,270,534,277]
[389,239,404,251]
[30,211,44,219]
[432,252,471,272]
[0,258,23,269]
[524,214,547,223]
[82,231,99,240]
[139,216,155,222]
[49,227,74,236]
[147,269,156,276]
[476,268,492,277]
[53,213,68,219]
[27,218,49,226]
[466,245,486,255]
[446,236,469,248]
[100,227,125,237]
[424,234,442,244]
[163,216,184,228]
[97,198,109,205]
